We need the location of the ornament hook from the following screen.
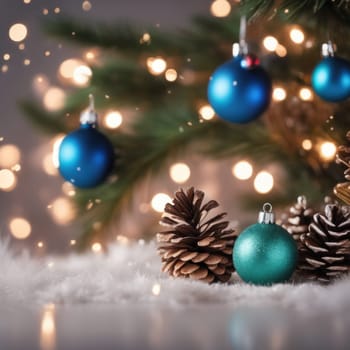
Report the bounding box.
[232,16,248,57]
[80,94,98,125]
[321,41,336,57]
[258,202,275,224]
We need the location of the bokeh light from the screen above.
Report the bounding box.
[91,242,102,253]
[254,171,274,194]
[62,182,76,197]
[103,111,123,129]
[9,23,28,42]
[32,74,50,96]
[82,1,92,11]
[49,197,76,225]
[0,169,17,191]
[199,105,215,120]
[9,217,32,239]
[165,68,178,82]
[276,44,287,57]
[169,162,191,183]
[210,0,231,17]
[319,141,336,161]
[152,283,161,296]
[147,57,167,75]
[72,65,92,86]
[302,139,313,151]
[52,134,65,169]
[290,28,305,44]
[151,193,171,213]
[42,153,58,176]
[0,144,21,167]
[299,87,313,101]
[232,160,253,180]
[263,36,278,51]
[272,87,287,101]
[43,87,66,111]
[59,59,85,80]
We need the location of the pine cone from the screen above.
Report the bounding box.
[282,196,313,244]
[298,204,350,283]
[336,131,350,179]
[157,187,236,283]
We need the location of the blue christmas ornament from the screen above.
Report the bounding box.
[207,51,272,123]
[58,95,115,188]
[311,42,350,102]
[233,203,298,285]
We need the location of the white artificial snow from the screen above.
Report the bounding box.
[1,239,350,311]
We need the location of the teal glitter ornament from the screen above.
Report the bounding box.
[233,203,298,285]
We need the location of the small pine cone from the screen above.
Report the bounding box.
[157,187,236,284]
[336,131,350,180]
[298,204,350,283]
[282,195,313,244]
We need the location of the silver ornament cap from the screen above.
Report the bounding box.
[258,202,275,224]
[80,94,98,125]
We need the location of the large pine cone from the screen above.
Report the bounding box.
[157,187,236,283]
[282,195,313,244]
[298,204,350,283]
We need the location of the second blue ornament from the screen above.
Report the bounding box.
[58,95,115,188]
[233,203,298,285]
[208,44,272,124]
[311,41,350,102]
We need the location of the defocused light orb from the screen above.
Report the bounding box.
[147,57,167,75]
[49,197,75,225]
[263,36,278,51]
[9,217,31,239]
[199,105,215,120]
[91,242,102,253]
[103,111,123,129]
[151,193,171,212]
[169,162,191,183]
[272,87,287,101]
[254,171,274,194]
[165,69,178,82]
[73,65,92,86]
[52,134,65,168]
[232,161,253,180]
[0,144,21,167]
[299,87,313,101]
[59,59,84,80]
[210,0,231,17]
[62,181,76,197]
[319,141,336,161]
[42,154,58,176]
[9,23,28,42]
[43,87,66,111]
[290,28,305,44]
[302,139,312,151]
[0,169,17,191]
[32,74,50,95]
[82,1,92,11]
[276,45,287,57]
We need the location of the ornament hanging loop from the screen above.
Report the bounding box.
[258,202,275,224]
[233,16,248,57]
[80,94,98,125]
[321,40,336,58]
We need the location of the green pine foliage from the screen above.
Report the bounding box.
[21,2,350,247]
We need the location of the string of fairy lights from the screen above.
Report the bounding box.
[0,0,338,254]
